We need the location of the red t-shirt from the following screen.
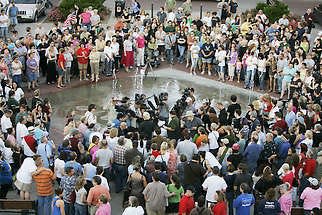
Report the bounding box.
[272,119,288,131]
[76,47,90,64]
[178,195,195,215]
[151,150,160,158]
[303,158,317,177]
[57,53,66,69]
[282,171,294,188]
[213,201,227,215]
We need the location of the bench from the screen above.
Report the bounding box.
[291,207,322,215]
[0,199,37,215]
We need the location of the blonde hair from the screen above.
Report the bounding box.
[109,128,118,138]
[305,130,313,139]
[75,177,86,191]
[160,142,168,155]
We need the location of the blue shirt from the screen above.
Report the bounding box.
[0,160,12,184]
[285,111,296,128]
[278,141,291,161]
[37,143,53,168]
[243,143,263,171]
[65,161,83,176]
[282,66,296,82]
[8,6,18,17]
[233,193,255,215]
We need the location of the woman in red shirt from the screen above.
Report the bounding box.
[213,191,227,215]
[57,48,66,88]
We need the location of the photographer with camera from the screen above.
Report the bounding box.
[157,92,170,123]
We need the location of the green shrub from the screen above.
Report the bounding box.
[59,0,106,19]
[255,3,267,11]
[254,1,289,23]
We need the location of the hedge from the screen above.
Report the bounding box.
[255,1,290,23]
[59,0,106,19]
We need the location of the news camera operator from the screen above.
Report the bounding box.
[155,92,170,123]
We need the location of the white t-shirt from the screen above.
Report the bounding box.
[84,111,97,125]
[0,14,9,28]
[16,122,28,145]
[202,175,227,202]
[1,115,12,133]
[202,16,212,27]
[14,88,24,102]
[98,175,110,191]
[95,148,113,168]
[167,12,175,22]
[122,206,145,215]
[75,187,87,205]
[16,157,37,184]
[155,152,170,165]
[54,158,65,179]
[205,151,222,169]
[21,138,36,157]
[208,131,219,150]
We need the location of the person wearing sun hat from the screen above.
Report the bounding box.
[182,110,203,137]
[300,177,322,214]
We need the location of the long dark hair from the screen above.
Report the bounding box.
[171,174,181,189]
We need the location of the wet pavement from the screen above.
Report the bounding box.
[48,68,260,130]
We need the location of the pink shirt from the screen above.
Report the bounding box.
[96,202,111,215]
[278,192,292,215]
[136,36,145,48]
[300,187,322,210]
[80,12,91,24]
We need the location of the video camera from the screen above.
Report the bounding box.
[171,88,194,117]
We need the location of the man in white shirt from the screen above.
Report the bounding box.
[1,109,12,133]
[103,41,114,76]
[208,123,219,156]
[202,166,227,204]
[16,116,28,146]
[244,52,258,89]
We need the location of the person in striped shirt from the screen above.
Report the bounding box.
[32,155,56,215]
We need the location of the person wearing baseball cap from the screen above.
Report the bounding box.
[300,177,322,213]
[227,143,243,170]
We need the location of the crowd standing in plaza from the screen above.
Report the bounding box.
[0,0,321,215]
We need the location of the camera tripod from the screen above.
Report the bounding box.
[142,60,157,80]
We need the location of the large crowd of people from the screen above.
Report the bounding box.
[0,0,321,215]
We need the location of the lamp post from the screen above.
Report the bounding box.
[200,3,203,19]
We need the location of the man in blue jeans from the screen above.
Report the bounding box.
[32,155,56,215]
[164,31,176,65]
[244,52,257,89]
[113,136,128,193]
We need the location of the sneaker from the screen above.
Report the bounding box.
[201,71,205,75]
[193,72,196,75]
[208,71,211,76]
